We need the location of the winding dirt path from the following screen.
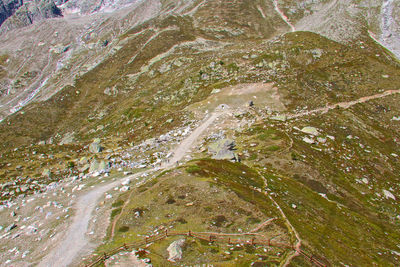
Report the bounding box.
[169,110,225,165]
[38,173,146,267]
[38,107,227,267]
[256,170,302,266]
[287,89,400,120]
[267,194,301,267]
[250,217,277,233]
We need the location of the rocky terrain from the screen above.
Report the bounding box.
[0,0,400,266]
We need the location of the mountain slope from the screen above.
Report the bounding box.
[0,0,400,266]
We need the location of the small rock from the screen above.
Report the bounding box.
[20,185,28,192]
[121,178,131,186]
[383,189,396,200]
[327,135,335,140]
[392,116,400,121]
[167,239,185,262]
[302,137,315,144]
[89,139,103,153]
[300,126,319,136]
[120,185,130,192]
[5,223,17,232]
[270,115,286,122]
[89,159,109,173]
[42,169,52,178]
[59,132,75,145]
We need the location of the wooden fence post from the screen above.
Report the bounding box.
[228,237,231,244]
[165,229,168,237]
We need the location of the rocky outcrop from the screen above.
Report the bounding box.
[0,0,62,34]
[89,159,109,173]
[0,0,23,26]
[208,139,239,161]
[89,138,103,153]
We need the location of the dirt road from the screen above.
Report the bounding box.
[287,89,400,119]
[169,109,226,165]
[38,107,227,267]
[38,172,147,267]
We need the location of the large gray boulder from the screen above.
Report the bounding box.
[208,139,239,161]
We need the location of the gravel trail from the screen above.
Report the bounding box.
[38,107,227,267]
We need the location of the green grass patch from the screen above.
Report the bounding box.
[266,145,280,151]
[112,200,124,208]
[111,208,122,219]
[185,165,203,174]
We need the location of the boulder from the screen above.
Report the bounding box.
[79,157,89,165]
[302,137,315,144]
[42,168,52,177]
[383,189,396,200]
[167,239,185,262]
[271,115,286,122]
[208,139,238,161]
[120,185,130,192]
[89,159,109,173]
[59,132,75,145]
[5,223,17,232]
[300,126,319,136]
[89,139,103,153]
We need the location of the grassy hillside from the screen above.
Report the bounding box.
[0,0,400,266]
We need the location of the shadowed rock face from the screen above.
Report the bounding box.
[0,0,23,26]
[0,0,141,34]
[0,0,62,34]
